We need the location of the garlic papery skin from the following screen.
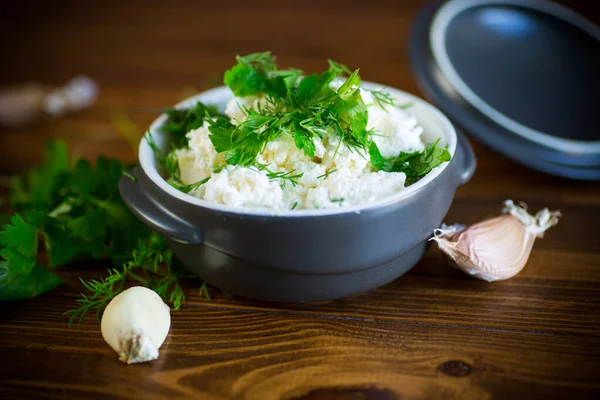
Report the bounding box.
[431,200,560,282]
[101,286,171,364]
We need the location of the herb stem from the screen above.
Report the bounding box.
[126,270,147,285]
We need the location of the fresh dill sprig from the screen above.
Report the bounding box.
[266,170,303,189]
[370,90,396,109]
[256,164,303,189]
[64,233,187,327]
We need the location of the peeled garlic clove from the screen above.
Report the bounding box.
[101,286,171,364]
[431,200,560,282]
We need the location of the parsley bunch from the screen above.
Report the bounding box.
[0,141,193,325]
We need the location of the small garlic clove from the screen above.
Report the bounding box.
[101,286,171,364]
[432,200,560,282]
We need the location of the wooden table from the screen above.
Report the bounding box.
[1,1,599,399]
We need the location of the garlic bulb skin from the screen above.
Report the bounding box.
[432,200,560,282]
[101,286,171,364]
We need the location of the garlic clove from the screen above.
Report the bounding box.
[431,200,560,282]
[101,286,171,364]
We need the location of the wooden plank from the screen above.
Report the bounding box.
[1,303,599,400]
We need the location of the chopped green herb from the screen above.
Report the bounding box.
[207,53,370,169]
[163,146,180,178]
[223,51,296,98]
[256,164,303,189]
[317,168,338,179]
[369,90,395,109]
[369,138,451,184]
[160,102,223,147]
[330,197,345,203]
[291,201,299,210]
[168,177,210,194]
[122,171,137,182]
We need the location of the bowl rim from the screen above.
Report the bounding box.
[138,81,458,217]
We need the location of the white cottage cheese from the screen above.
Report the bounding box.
[176,86,426,211]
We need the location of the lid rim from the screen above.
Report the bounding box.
[409,0,600,180]
[428,0,600,154]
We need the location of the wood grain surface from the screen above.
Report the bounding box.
[1,1,599,399]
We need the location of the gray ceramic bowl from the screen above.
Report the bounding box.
[119,83,476,302]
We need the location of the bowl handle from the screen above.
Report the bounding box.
[455,129,477,186]
[118,167,203,244]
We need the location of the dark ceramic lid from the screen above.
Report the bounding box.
[410,0,600,179]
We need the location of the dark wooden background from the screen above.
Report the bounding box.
[1,1,599,399]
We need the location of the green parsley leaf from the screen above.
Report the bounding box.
[0,246,36,276]
[327,60,352,75]
[337,69,361,100]
[0,213,39,276]
[295,73,338,108]
[0,261,62,301]
[207,109,284,167]
[224,52,291,98]
[161,101,222,147]
[206,115,238,153]
[370,138,451,184]
[0,214,38,259]
[11,140,69,211]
